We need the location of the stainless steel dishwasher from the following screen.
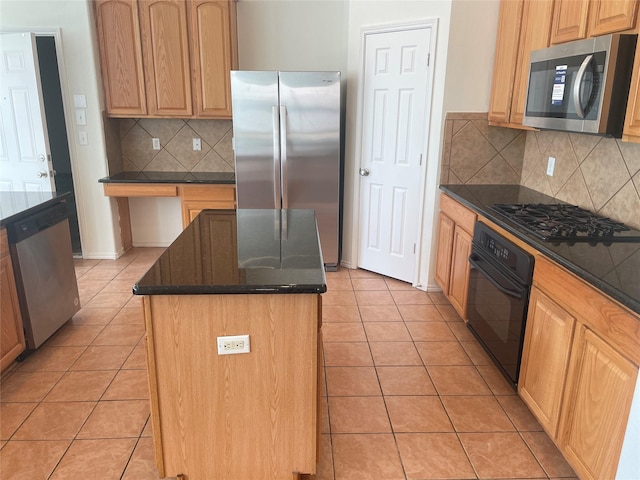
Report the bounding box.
[7,201,80,351]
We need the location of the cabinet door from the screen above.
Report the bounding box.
[510,0,554,125]
[1,255,25,371]
[488,0,524,125]
[188,0,237,118]
[434,212,454,295]
[550,0,590,44]
[588,0,638,36]
[559,325,638,480]
[139,0,192,116]
[95,0,147,116]
[518,287,575,437]
[448,225,472,319]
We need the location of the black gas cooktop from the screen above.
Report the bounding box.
[489,203,640,244]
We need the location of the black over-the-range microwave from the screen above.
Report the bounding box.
[523,33,637,137]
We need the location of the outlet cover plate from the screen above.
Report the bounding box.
[546,156,556,176]
[217,335,250,355]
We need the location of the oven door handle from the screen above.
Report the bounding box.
[469,255,525,300]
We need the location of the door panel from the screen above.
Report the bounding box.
[358,27,430,282]
[279,71,341,266]
[230,71,280,209]
[0,33,54,192]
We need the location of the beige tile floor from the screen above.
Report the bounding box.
[0,248,578,480]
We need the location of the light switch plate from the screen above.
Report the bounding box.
[78,131,88,145]
[73,94,87,108]
[75,109,86,126]
[152,138,161,150]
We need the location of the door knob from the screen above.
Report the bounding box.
[37,171,48,178]
[359,168,370,176]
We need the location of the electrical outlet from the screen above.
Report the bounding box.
[217,335,250,355]
[193,138,201,151]
[78,131,88,145]
[546,156,556,176]
[152,138,161,150]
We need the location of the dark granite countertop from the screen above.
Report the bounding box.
[134,209,327,295]
[440,184,640,315]
[0,191,71,227]
[99,171,235,184]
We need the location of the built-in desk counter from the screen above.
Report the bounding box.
[99,172,236,248]
[136,209,325,480]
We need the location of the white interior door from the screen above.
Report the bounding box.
[357,26,431,283]
[0,32,54,192]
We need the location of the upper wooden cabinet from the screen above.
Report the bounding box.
[550,0,590,44]
[188,0,237,118]
[589,0,638,36]
[510,0,555,126]
[139,0,193,116]
[488,0,554,127]
[95,0,237,118]
[487,0,524,125]
[551,0,638,44]
[95,0,147,116]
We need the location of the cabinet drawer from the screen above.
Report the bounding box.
[103,183,178,197]
[180,185,235,202]
[440,193,476,233]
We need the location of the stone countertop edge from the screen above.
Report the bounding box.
[98,171,235,184]
[0,191,72,227]
[440,184,640,315]
[132,283,327,295]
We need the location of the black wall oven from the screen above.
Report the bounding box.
[466,222,534,388]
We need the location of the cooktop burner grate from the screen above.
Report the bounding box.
[489,203,640,244]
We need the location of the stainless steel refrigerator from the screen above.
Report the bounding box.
[230,71,341,270]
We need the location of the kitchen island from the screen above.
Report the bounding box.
[135,208,326,480]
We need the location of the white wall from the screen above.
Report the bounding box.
[0,0,121,259]
[237,0,349,72]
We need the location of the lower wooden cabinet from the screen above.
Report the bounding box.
[0,229,25,371]
[519,286,575,437]
[519,256,639,480]
[560,325,637,480]
[435,193,476,319]
[178,184,236,228]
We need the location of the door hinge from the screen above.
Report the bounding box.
[419,154,423,166]
[413,243,416,254]
[427,53,430,67]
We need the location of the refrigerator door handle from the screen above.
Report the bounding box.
[272,106,281,208]
[279,105,288,209]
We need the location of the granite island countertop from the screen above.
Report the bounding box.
[441,184,640,314]
[98,171,235,184]
[134,208,327,295]
[0,191,71,227]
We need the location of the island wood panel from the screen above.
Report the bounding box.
[144,293,319,480]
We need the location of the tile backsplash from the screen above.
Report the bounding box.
[440,113,527,185]
[441,112,640,230]
[117,118,234,173]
